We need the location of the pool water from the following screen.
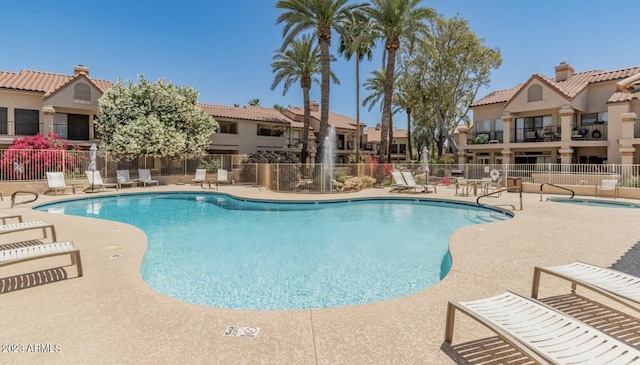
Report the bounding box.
[37,193,510,310]
[548,197,640,209]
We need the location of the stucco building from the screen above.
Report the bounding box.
[463,62,640,165]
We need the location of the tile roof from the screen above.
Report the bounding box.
[199,104,294,125]
[363,126,407,143]
[472,65,640,107]
[0,69,112,97]
[286,107,358,130]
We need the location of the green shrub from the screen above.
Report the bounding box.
[622,176,640,188]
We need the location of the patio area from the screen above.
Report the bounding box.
[1,184,639,364]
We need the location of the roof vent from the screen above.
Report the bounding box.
[74,65,89,76]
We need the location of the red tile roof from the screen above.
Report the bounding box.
[199,104,294,125]
[0,69,112,97]
[363,126,408,143]
[286,107,358,130]
[472,65,640,107]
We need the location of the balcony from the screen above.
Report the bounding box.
[512,125,562,143]
[467,130,503,145]
[635,119,640,138]
[14,122,40,136]
[570,124,607,141]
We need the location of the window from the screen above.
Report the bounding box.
[257,125,282,136]
[217,121,238,134]
[581,112,607,125]
[0,107,7,134]
[527,85,542,101]
[74,83,91,101]
[14,109,39,135]
[67,114,90,140]
[475,120,490,132]
[291,130,300,145]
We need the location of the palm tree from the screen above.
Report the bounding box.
[362,68,401,158]
[247,98,261,106]
[365,0,434,162]
[271,34,338,163]
[338,11,376,163]
[276,0,367,163]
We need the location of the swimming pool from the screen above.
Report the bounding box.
[548,197,640,209]
[37,193,510,310]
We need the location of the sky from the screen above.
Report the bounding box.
[2,1,639,128]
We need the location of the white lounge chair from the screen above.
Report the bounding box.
[0,213,22,225]
[0,220,57,242]
[532,261,640,312]
[86,171,118,192]
[138,169,159,187]
[455,178,472,196]
[445,291,640,364]
[116,170,137,189]
[216,169,230,185]
[597,179,619,198]
[401,171,435,194]
[193,169,207,184]
[390,171,409,193]
[45,172,73,195]
[0,241,82,277]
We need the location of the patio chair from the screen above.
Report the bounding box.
[455,178,472,196]
[0,220,57,242]
[596,179,619,198]
[45,172,73,195]
[86,171,118,192]
[138,169,159,187]
[532,261,640,312]
[116,170,137,189]
[0,213,22,225]
[216,169,230,185]
[192,169,207,184]
[401,171,435,194]
[390,171,410,193]
[0,240,83,278]
[445,291,640,364]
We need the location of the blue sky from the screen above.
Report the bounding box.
[3,1,639,128]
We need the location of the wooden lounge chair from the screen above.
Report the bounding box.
[138,169,159,187]
[45,172,73,195]
[0,241,82,277]
[596,179,619,198]
[532,261,640,312]
[115,170,137,189]
[0,221,57,242]
[86,171,118,192]
[192,169,207,184]
[400,171,435,193]
[445,291,640,364]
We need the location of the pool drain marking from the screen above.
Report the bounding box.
[102,245,120,250]
[223,326,260,338]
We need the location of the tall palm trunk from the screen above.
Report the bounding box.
[379,44,397,163]
[316,34,332,164]
[301,85,311,164]
[406,108,412,160]
[355,56,361,164]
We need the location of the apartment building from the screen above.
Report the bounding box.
[463,62,640,165]
[362,124,409,162]
[0,65,112,148]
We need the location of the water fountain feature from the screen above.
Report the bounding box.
[322,126,336,193]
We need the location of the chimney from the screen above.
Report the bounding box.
[375,123,381,130]
[555,62,573,82]
[309,101,319,112]
[74,64,89,76]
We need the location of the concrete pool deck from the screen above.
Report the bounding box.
[1,184,639,364]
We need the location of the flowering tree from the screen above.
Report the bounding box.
[95,75,217,159]
[0,133,83,180]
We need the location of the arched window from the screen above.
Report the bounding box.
[527,84,542,102]
[74,83,91,101]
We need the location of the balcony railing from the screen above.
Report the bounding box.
[0,121,7,135]
[512,125,561,143]
[467,131,503,144]
[570,124,607,141]
[14,122,40,136]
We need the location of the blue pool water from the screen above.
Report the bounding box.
[37,193,510,310]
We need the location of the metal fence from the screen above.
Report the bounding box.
[1,149,640,191]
